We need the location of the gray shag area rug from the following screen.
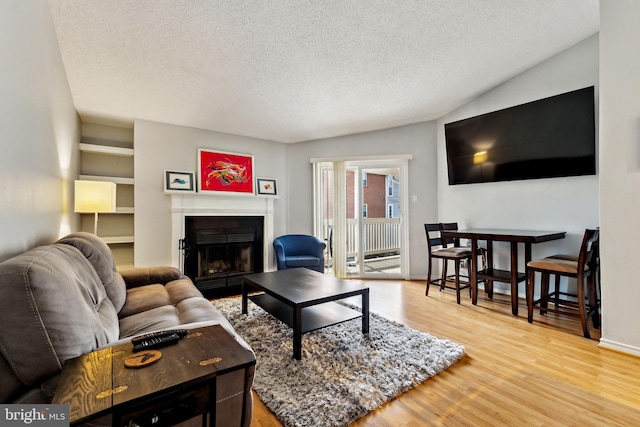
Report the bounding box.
[212,297,465,427]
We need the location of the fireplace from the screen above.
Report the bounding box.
[183,216,264,297]
[170,193,276,294]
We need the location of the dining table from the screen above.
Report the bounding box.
[439,228,566,315]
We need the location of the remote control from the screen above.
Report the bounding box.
[130,329,188,351]
[131,329,188,345]
[132,332,182,352]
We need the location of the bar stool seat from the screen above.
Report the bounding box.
[526,229,599,338]
[425,223,476,304]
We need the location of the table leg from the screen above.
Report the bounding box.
[486,240,494,299]
[587,273,600,328]
[471,239,478,305]
[241,281,248,314]
[510,242,518,316]
[293,306,302,360]
[524,243,532,310]
[362,289,370,333]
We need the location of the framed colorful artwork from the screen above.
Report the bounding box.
[256,178,277,195]
[197,149,254,194]
[164,170,195,193]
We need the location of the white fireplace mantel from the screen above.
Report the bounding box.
[170,194,276,271]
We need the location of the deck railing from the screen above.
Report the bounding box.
[325,218,401,260]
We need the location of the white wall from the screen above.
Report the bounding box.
[437,35,600,294]
[287,122,438,279]
[0,0,80,262]
[599,1,640,355]
[134,119,288,266]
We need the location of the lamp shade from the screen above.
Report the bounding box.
[74,180,117,213]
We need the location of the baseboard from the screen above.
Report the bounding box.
[598,338,640,358]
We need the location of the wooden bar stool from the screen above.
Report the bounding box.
[425,223,473,304]
[526,229,599,338]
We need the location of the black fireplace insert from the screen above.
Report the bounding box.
[182,216,264,297]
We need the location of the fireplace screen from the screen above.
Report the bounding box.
[196,233,254,279]
[183,216,264,297]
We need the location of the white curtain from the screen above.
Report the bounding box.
[332,161,347,278]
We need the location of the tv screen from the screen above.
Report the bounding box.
[444,86,596,185]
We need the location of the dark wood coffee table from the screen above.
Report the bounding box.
[241,268,370,360]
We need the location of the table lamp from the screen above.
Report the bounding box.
[74,180,117,234]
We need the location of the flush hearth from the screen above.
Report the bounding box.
[183,216,264,297]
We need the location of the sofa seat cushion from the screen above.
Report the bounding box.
[118,276,233,339]
[176,297,227,324]
[118,305,184,338]
[286,255,321,268]
[118,276,206,319]
[166,277,207,303]
[119,284,171,319]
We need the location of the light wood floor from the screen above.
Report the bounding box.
[250,280,640,427]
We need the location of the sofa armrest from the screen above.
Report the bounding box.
[119,266,184,289]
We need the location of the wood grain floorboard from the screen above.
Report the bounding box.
[249,280,640,426]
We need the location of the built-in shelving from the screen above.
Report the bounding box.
[79,123,135,268]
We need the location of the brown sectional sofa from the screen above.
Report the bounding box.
[0,232,254,426]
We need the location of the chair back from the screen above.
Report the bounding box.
[273,234,325,257]
[424,223,444,252]
[579,228,600,272]
[441,222,462,247]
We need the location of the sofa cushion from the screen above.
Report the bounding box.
[118,276,227,338]
[57,232,127,312]
[0,244,119,399]
[119,284,172,319]
[118,305,184,338]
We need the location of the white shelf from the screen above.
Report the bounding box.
[79,207,133,215]
[101,235,134,244]
[79,174,134,185]
[80,143,134,157]
[116,263,135,270]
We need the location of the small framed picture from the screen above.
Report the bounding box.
[256,178,277,195]
[164,170,195,193]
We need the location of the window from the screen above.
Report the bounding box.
[388,204,393,218]
[363,203,368,218]
[362,173,368,187]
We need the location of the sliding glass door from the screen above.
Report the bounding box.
[350,164,402,278]
[313,157,410,279]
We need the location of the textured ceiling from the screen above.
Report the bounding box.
[48,0,599,143]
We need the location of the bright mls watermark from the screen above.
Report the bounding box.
[1,405,69,426]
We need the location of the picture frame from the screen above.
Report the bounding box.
[256,178,277,195]
[164,170,195,193]
[198,149,254,194]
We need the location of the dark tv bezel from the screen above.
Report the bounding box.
[444,86,596,186]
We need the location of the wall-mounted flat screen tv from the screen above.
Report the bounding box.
[444,86,596,185]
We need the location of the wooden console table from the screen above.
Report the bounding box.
[440,228,565,315]
[52,325,255,427]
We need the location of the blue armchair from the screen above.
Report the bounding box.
[273,234,326,273]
